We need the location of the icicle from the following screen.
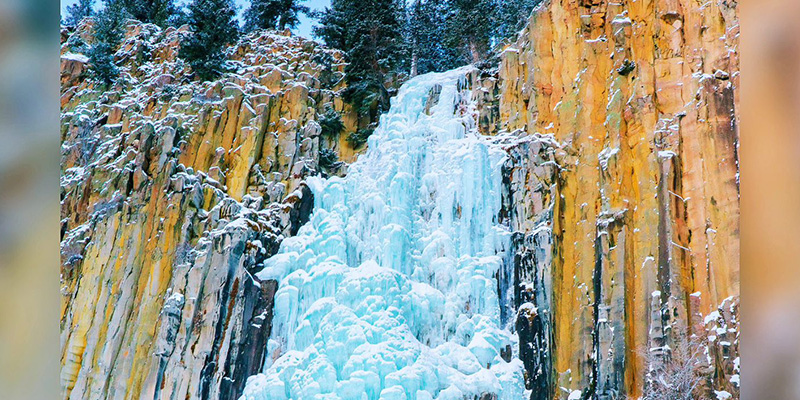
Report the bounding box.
[243,66,525,400]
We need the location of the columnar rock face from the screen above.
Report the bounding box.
[497,0,739,398]
[60,20,365,400]
[60,0,740,398]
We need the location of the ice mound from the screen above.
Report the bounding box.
[243,67,525,400]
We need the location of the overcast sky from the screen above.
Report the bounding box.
[59,0,332,39]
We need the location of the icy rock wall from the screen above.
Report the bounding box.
[241,67,526,400]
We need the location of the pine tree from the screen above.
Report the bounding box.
[445,0,494,64]
[406,0,540,73]
[407,0,461,75]
[64,0,95,27]
[315,0,408,119]
[179,0,239,81]
[148,0,179,27]
[244,0,309,32]
[408,0,429,76]
[493,0,540,44]
[88,1,126,86]
[116,0,179,27]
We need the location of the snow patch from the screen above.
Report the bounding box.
[62,52,89,63]
[715,390,732,400]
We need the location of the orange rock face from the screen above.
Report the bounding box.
[59,20,367,400]
[498,0,739,398]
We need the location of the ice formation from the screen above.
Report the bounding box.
[241,67,525,400]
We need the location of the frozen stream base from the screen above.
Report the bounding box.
[241,67,526,400]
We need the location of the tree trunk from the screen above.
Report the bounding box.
[469,40,481,64]
[411,47,419,77]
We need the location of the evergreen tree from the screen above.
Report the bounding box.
[314,0,408,119]
[64,0,95,27]
[408,0,430,76]
[493,0,540,43]
[148,0,179,27]
[445,0,494,64]
[406,0,540,72]
[167,5,189,27]
[179,0,239,81]
[244,0,309,32]
[115,0,179,27]
[88,1,127,86]
[407,0,461,75]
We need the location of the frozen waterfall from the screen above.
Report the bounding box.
[241,66,526,400]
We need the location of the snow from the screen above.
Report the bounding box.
[705,310,721,325]
[598,147,619,170]
[567,390,582,400]
[715,390,732,400]
[658,150,677,159]
[242,67,524,400]
[62,52,89,63]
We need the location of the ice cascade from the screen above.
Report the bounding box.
[241,67,525,400]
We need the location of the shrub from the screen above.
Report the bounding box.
[319,108,344,139]
[346,128,374,149]
[342,75,388,120]
[641,337,706,400]
[318,148,338,170]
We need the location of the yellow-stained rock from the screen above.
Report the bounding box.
[60,20,369,400]
[499,0,739,398]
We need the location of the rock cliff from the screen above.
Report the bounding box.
[498,0,739,398]
[60,0,739,397]
[60,20,367,400]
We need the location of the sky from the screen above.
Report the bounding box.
[59,0,332,39]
